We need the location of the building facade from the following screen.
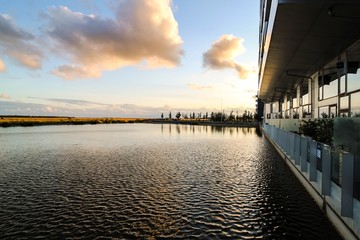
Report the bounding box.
[258,1,360,239]
[259,0,360,130]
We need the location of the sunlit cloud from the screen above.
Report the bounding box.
[29,97,107,106]
[187,83,213,91]
[0,93,11,99]
[46,0,183,80]
[203,34,256,79]
[0,14,43,69]
[0,58,5,72]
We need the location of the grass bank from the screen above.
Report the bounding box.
[0,116,147,127]
[0,116,259,128]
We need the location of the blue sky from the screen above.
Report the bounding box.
[0,0,259,118]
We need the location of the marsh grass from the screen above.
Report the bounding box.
[0,116,147,127]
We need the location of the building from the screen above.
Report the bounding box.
[259,0,360,130]
[258,1,360,239]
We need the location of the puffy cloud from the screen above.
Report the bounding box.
[0,58,5,72]
[46,0,183,80]
[203,34,256,79]
[0,14,43,69]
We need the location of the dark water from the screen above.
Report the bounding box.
[0,124,341,239]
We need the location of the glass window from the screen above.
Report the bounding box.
[319,106,329,118]
[265,103,271,113]
[330,105,337,118]
[323,79,338,99]
[340,96,349,110]
[348,72,360,93]
[302,93,309,105]
[302,105,311,118]
[319,85,323,100]
[273,102,279,113]
[293,97,298,108]
[351,92,360,116]
[340,76,346,94]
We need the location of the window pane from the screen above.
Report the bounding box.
[319,106,329,118]
[323,79,338,99]
[265,103,271,113]
[351,92,360,116]
[330,105,337,118]
[340,96,349,109]
[348,72,360,93]
[302,93,309,105]
[319,86,323,100]
[293,98,298,108]
[273,102,279,113]
[303,105,310,118]
[340,76,346,94]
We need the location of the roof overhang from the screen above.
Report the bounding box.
[258,0,360,102]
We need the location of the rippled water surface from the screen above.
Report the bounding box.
[0,124,342,239]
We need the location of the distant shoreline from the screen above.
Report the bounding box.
[0,116,258,128]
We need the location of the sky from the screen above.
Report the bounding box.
[0,0,259,118]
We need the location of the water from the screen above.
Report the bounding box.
[0,124,342,239]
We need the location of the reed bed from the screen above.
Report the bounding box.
[0,116,147,127]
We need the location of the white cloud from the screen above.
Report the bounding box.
[203,34,256,79]
[0,14,43,69]
[46,0,183,80]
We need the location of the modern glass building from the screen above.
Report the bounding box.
[259,0,360,126]
[258,1,360,239]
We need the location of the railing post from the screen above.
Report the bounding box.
[341,152,354,217]
[285,131,290,155]
[294,134,301,165]
[321,145,331,195]
[309,140,317,181]
[300,136,308,172]
[290,133,295,161]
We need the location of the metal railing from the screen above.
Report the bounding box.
[263,124,360,218]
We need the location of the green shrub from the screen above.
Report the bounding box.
[299,118,333,145]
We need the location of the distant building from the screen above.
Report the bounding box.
[258,0,360,131]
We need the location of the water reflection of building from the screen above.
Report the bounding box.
[258,1,360,239]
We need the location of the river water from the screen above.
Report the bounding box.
[0,124,341,239]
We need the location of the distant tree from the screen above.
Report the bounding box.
[192,112,196,119]
[243,110,248,122]
[228,111,235,121]
[161,113,164,119]
[176,112,181,119]
[211,112,226,122]
[169,111,172,119]
[205,112,209,119]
